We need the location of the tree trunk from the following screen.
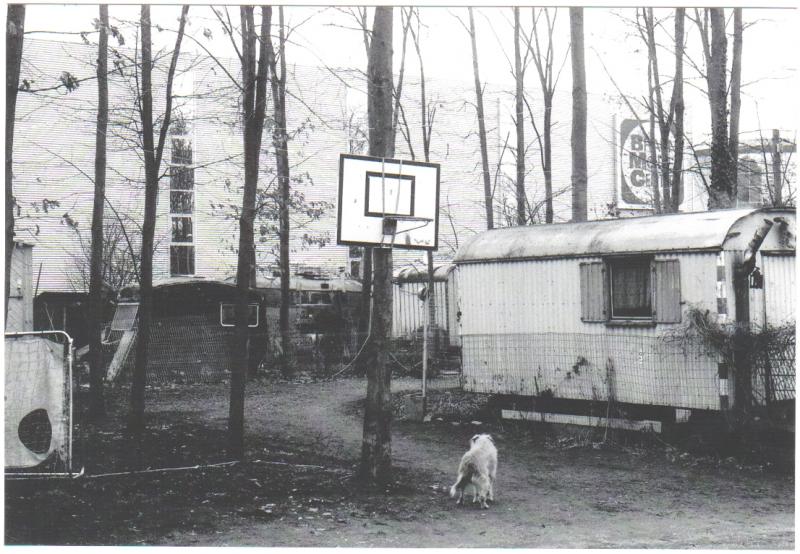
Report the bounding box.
[130,6,157,437]
[265,7,293,373]
[669,8,685,213]
[543,93,553,223]
[5,5,24,324]
[88,4,109,420]
[646,58,661,213]
[513,7,526,226]
[707,8,731,209]
[728,8,743,197]
[130,5,188,437]
[644,8,669,213]
[468,8,493,230]
[229,5,269,460]
[527,8,557,224]
[413,22,437,357]
[359,6,394,487]
[569,7,587,222]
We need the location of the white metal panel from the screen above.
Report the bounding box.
[7,244,34,332]
[458,253,717,336]
[762,254,796,326]
[457,252,721,409]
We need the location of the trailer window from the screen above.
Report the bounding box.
[111,302,139,332]
[298,291,332,305]
[608,257,652,319]
[220,303,259,327]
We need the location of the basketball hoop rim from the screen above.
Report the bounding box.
[381,215,434,223]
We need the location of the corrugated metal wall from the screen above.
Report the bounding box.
[456,252,722,409]
[392,281,449,338]
[762,253,796,326]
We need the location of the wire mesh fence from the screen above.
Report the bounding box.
[103,314,269,385]
[97,312,793,418]
[97,311,461,392]
[460,329,795,420]
[747,325,795,408]
[461,332,723,410]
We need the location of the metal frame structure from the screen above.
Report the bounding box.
[4,330,82,479]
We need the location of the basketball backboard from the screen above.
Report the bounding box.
[337,154,440,250]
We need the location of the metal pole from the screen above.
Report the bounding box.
[421,288,428,415]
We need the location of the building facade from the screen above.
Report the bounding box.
[13,38,758,299]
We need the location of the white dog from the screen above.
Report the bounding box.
[449,433,497,509]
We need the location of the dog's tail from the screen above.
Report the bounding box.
[449,461,477,498]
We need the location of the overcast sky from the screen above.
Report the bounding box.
[22,4,799,144]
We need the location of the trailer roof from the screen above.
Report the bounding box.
[394,264,455,283]
[253,275,362,292]
[454,208,796,263]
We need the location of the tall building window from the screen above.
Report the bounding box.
[169,121,195,276]
[736,158,763,208]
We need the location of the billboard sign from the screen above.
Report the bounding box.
[619,119,653,209]
[618,118,683,210]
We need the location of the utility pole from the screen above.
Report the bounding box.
[771,129,782,206]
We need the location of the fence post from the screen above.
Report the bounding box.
[422,290,428,415]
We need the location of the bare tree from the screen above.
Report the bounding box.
[670,8,686,213]
[594,9,687,214]
[88,4,109,419]
[467,8,493,230]
[352,7,412,377]
[695,7,737,209]
[524,8,569,223]
[359,5,394,486]
[67,218,139,294]
[513,7,526,226]
[262,7,293,371]
[6,5,25,324]
[228,6,270,459]
[728,8,743,192]
[130,5,189,436]
[569,7,587,222]
[406,9,439,358]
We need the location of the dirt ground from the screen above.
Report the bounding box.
[5,376,795,548]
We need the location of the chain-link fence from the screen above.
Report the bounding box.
[102,314,270,385]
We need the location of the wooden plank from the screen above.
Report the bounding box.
[579,261,606,322]
[501,409,662,433]
[654,259,681,323]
